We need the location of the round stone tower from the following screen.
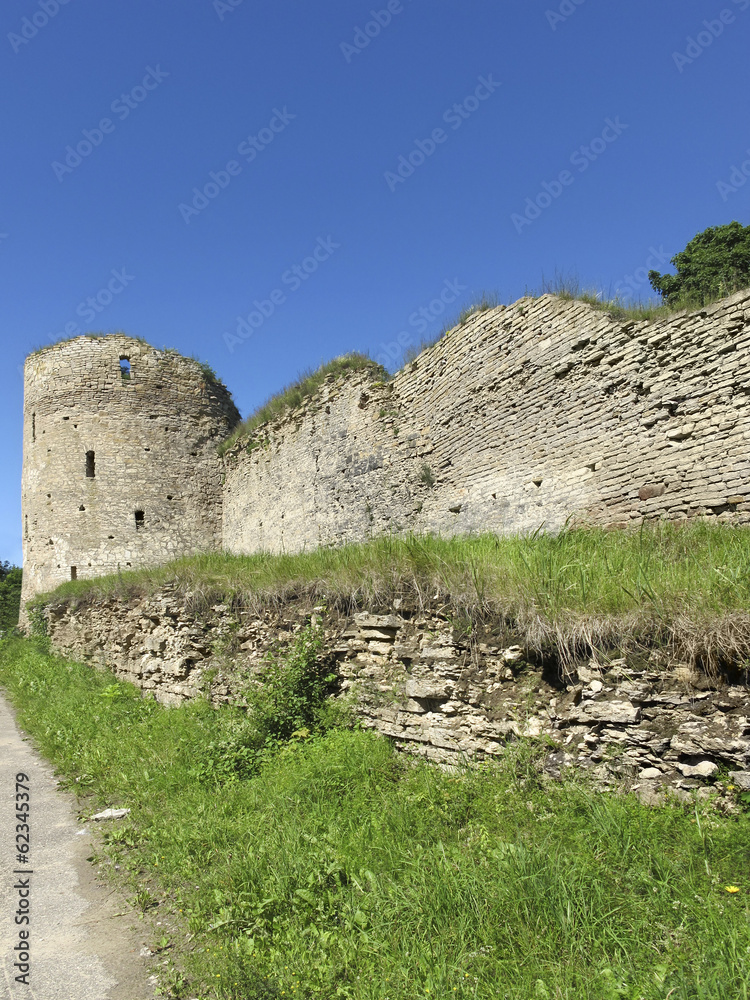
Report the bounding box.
[21,334,240,613]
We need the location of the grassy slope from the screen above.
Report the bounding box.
[218,354,387,455]
[36,523,750,669]
[1,635,749,1000]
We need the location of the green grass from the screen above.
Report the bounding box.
[385,280,750,375]
[1,635,749,999]
[402,292,501,366]
[532,272,749,324]
[35,522,750,670]
[28,330,152,357]
[218,354,388,455]
[27,335,231,394]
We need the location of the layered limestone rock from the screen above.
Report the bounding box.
[42,592,750,802]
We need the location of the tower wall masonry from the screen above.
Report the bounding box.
[21,335,239,615]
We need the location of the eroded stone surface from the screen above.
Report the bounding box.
[21,336,239,619]
[44,594,750,799]
[223,290,750,554]
[21,292,750,630]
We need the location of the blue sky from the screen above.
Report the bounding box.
[1,0,748,566]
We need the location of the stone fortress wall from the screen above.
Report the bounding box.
[222,289,750,555]
[21,289,750,609]
[21,335,240,612]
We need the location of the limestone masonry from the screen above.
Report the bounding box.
[21,335,240,613]
[22,289,750,608]
[42,592,750,803]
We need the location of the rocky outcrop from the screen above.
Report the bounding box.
[43,591,750,802]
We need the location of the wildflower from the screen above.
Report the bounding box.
[725,885,740,893]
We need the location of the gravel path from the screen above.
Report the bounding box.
[0,694,158,1000]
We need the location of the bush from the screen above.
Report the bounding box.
[649,221,750,306]
[190,622,343,785]
[0,563,22,636]
[245,622,340,745]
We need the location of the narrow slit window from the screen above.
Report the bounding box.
[120,357,131,380]
[134,510,145,529]
[85,451,95,478]
[70,566,77,581]
[31,413,36,442]
[24,516,28,539]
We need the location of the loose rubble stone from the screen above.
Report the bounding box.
[575,701,641,725]
[639,767,663,779]
[677,761,719,778]
[91,808,130,821]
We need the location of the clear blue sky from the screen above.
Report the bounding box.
[1,0,748,566]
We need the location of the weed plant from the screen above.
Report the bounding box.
[1,635,749,999]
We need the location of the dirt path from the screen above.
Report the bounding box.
[0,694,158,1000]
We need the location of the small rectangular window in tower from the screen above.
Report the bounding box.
[70,566,77,581]
[85,451,95,478]
[135,510,145,529]
[120,357,131,381]
[32,413,36,442]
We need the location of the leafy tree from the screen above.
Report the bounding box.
[0,562,22,636]
[648,221,750,306]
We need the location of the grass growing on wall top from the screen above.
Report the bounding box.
[532,272,750,323]
[27,331,149,357]
[26,334,231,394]
[218,353,388,455]
[0,635,748,1000]
[401,292,501,365]
[33,522,750,669]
